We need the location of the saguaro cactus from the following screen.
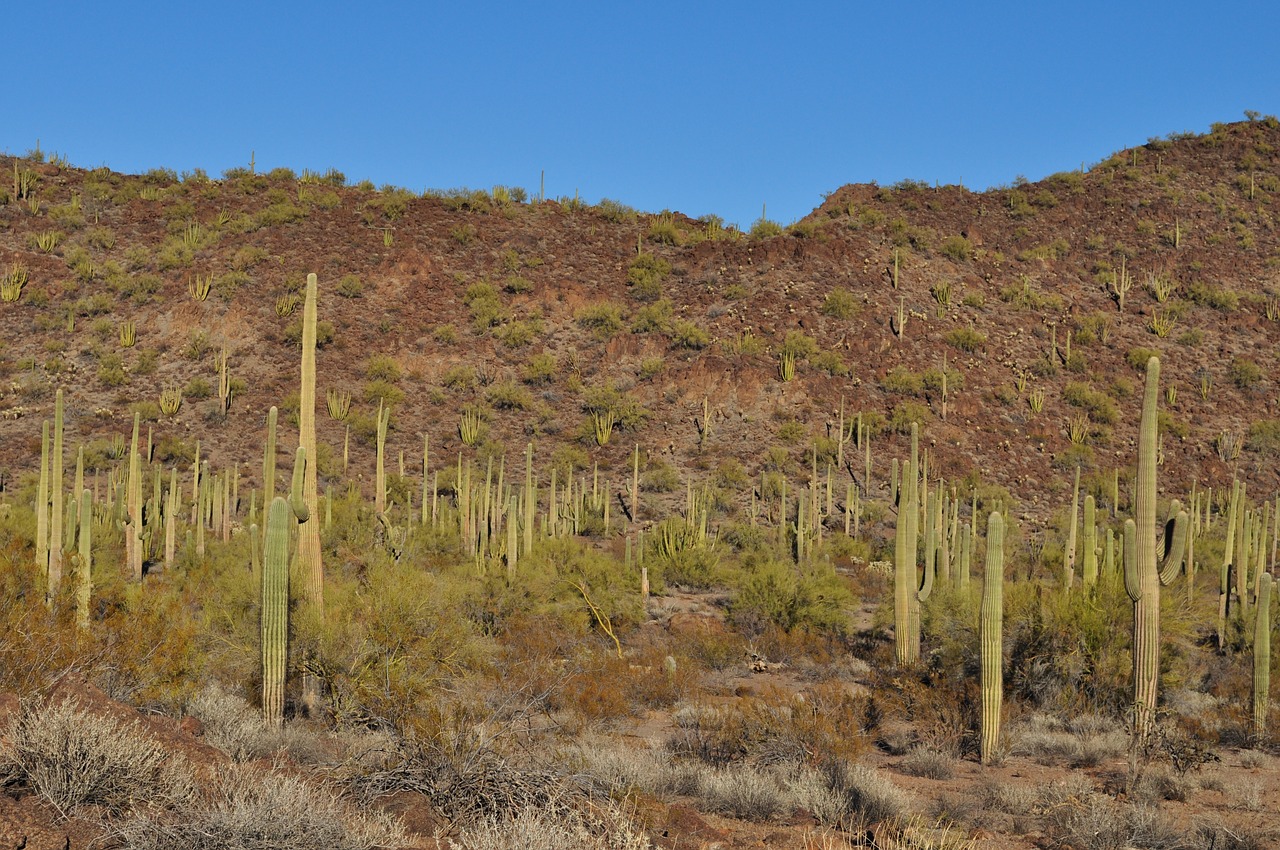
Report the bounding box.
[980,510,1004,764]
[1082,495,1098,588]
[48,390,64,598]
[75,489,92,628]
[261,497,291,727]
[296,273,322,608]
[894,424,923,664]
[1124,357,1188,741]
[1253,572,1271,743]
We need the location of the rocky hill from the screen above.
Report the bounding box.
[2,117,1280,534]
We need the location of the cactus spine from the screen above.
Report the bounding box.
[261,496,291,727]
[1253,572,1271,743]
[1123,357,1188,741]
[980,510,1004,764]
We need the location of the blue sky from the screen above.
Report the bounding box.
[9,2,1278,227]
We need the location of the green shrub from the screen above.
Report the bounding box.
[1062,382,1117,425]
[1246,419,1280,456]
[487,380,533,410]
[939,235,972,262]
[1186,280,1238,311]
[627,253,670,301]
[576,303,626,340]
[336,275,363,298]
[521,354,557,385]
[669,320,709,349]
[1125,347,1160,371]
[1229,357,1264,390]
[364,355,401,383]
[729,560,853,636]
[888,401,930,433]
[821,289,858,319]
[631,300,673,334]
[880,366,924,396]
[943,326,986,352]
[811,351,850,377]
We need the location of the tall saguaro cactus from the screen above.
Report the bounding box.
[894,424,922,664]
[295,273,324,715]
[1124,357,1189,741]
[1253,572,1271,743]
[48,390,65,598]
[980,510,1005,764]
[261,496,291,727]
[296,273,323,608]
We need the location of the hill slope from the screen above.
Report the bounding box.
[2,118,1280,533]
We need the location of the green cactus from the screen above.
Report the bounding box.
[261,496,291,727]
[36,420,49,594]
[49,390,65,599]
[126,413,143,580]
[1253,572,1271,743]
[1218,478,1241,650]
[1064,466,1079,589]
[296,273,323,610]
[75,488,91,629]
[374,400,389,515]
[1123,357,1189,741]
[1082,495,1098,588]
[980,510,1004,764]
[894,423,922,664]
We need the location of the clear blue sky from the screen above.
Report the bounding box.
[9,2,1278,227]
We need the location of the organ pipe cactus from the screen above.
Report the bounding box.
[1123,357,1189,741]
[1253,572,1271,743]
[980,510,1004,764]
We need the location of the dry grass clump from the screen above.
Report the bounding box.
[187,684,348,763]
[1043,795,1189,850]
[0,697,194,818]
[113,765,405,850]
[900,745,958,779]
[443,801,651,850]
[1007,711,1127,767]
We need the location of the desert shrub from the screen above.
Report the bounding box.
[810,350,850,376]
[880,366,924,395]
[576,303,626,340]
[1062,381,1118,424]
[487,380,533,410]
[1229,357,1264,390]
[630,299,673,334]
[669,319,710,349]
[728,560,853,637]
[185,686,321,764]
[700,764,784,821]
[939,235,972,262]
[521,354,557,385]
[779,330,818,360]
[626,253,669,301]
[1126,347,1160,371]
[1,697,194,817]
[114,765,404,850]
[824,760,912,826]
[1246,419,1280,456]
[1186,280,1239,311]
[943,326,986,352]
[364,354,401,383]
[821,289,857,318]
[889,402,931,433]
[900,745,957,779]
[444,803,650,850]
